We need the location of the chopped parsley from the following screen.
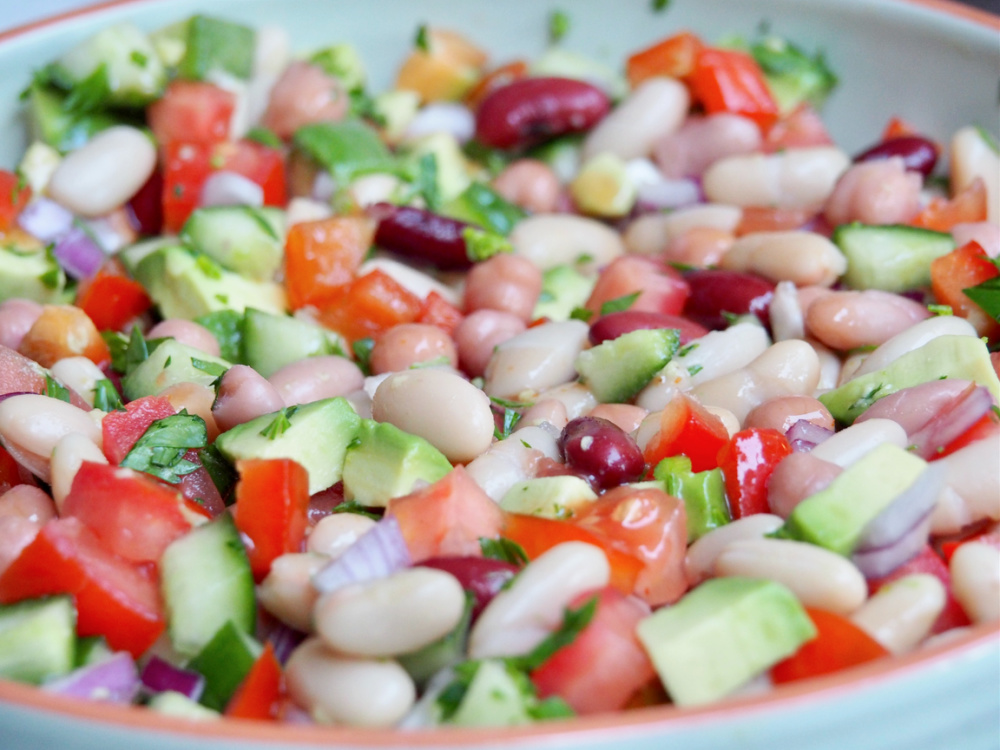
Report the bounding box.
[92,379,124,412]
[926,303,953,316]
[548,10,570,43]
[259,406,300,440]
[479,537,529,566]
[493,406,522,441]
[119,412,208,484]
[678,342,699,357]
[599,291,641,316]
[463,226,513,262]
[569,306,594,322]
[244,125,283,149]
[963,277,1000,323]
[651,0,671,10]
[330,499,382,520]
[489,395,535,410]
[352,337,376,375]
[687,364,703,377]
[43,374,70,403]
[415,24,431,52]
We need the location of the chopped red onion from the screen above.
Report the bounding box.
[52,226,106,280]
[907,384,994,460]
[17,197,73,242]
[43,652,140,704]
[262,620,306,666]
[200,171,264,207]
[786,419,835,453]
[404,103,476,143]
[856,461,944,552]
[139,656,205,701]
[852,512,932,579]
[311,170,337,202]
[312,515,412,594]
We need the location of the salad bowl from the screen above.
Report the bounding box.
[0,1,997,749]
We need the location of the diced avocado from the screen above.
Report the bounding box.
[398,594,472,686]
[25,84,120,153]
[16,141,61,196]
[499,475,597,519]
[341,419,453,507]
[402,132,472,204]
[819,335,1000,424]
[54,22,166,106]
[442,182,525,236]
[116,237,177,275]
[833,223,955,292]
[121,338,230,401]
[241,308,346,378]
[773,443,927,556]
[133,245,287,320]
[148,21,189,69]
[570,152,637,218]
[309,43,366,91]
[653,456,730,543]
[636,577,816,706]
[293,119,396,183]
[181,206,286,282]
[532,264,596,322]
[147,690,221,721]
[575,328,681,403]
[194,309,245,364]
[748,35,838,114]
[177,16,255,81]
[0,596,76,684]
[214,398,361,495]
[0,244,71,304]
[530,48,627,101]
[186,621,262,711]
[446,660,533,727]
[372,90,421,144]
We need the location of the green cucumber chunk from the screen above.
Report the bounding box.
[186,620,262,711]
[293,119,396,183]
[653,456,730,543]
[498,475,597,519]
[0,244,70,304]
[121,338,230,401]
[0,596,76,684]
[833,222,954,292]
[25,84,120,153]
[398,594,473,686]
[442,182,525,236]
[241,308,346,379]
[575,327,680,403]
[178,16,255,81]
[181,206,286,283]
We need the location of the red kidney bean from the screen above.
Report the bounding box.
[683,269,775,331]
[559,416,645,491]
[126,167,163,236]
[588,310,709,346]
[420,556,520,620]
[475,77,611,150]
[853,135,939,178]
[370,203,472,270]
[307,482,346,526]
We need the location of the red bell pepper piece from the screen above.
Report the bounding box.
[689,47,779,131]
[771,607,889,684]
[716,427,792,519]
[642,393,730,473]
[225,642,283,720]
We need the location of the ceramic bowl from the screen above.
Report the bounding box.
[0,1,997,748]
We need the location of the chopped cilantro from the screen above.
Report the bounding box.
[600,291,641,316]
[63,63,111,115]
[569,306,594,322]
[549,10,570,43]
[195,253,223,280]
[493,407,521,441]
[199,444,238,505]
[678,342,699,357]
[651,0,671,11]
[415,24,431,52]
[508,595,599,672]
[44,375,70,403]
[244,126,283,149]
[489,395,534,410]
[190,358,228,380]
[926,303,953,316]
[721,310,741,326]
[479,537,529,566]
[259,406,299,440]
[687,364,703,377]
[352,337,375,375]
[962,277,1000,323]
[463,226,513,262]
[412,152,441,211]
[119,412,208,484]
[38,268,62,290]
[130,50,149,67]
[92,379,124,412]
[330,499,382,520]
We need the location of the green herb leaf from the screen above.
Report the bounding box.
[479,537,529,566]
[651,0,671,11]
[548,10,570,44]
[352,337,375,376]
[677,342,699,357]
[463,226,513,262]
[686,364,703,377]
[63,63,111,115]
[600,291,641,316]
[119,412,208,484]
[191,358,228,379]
[44,374,71,403]
[413,152,441,211]
[415,24,431,52]
[721,310,741,326]
[92,379,124,412]
[435,660,482,721]
[962,277,1000,323]
[507,595,599,672]
[493,407,521,441]
[199,443,238,506]
[194,309,244,364]
[244,125,283,149]
[569,306,594,322]
[489,395,535,410]
[259,406,299,440]
[330,499,382,520]
[927,303,953,316]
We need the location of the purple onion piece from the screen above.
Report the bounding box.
[43,652,140,704]
[52,226,106,280]
[17,198,74,242]
[852,512,933,579]
[311,515,412,594]
[856,461,944,552]
[785,419,835,453]
[907,385,994,460]
[139,656,205,701]
[258,618,307,666]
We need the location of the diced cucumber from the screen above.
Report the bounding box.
[0,243,71,304]
[309,43,366,91]
[186,621,262,711]
[653,456,730,543]
[194,309,245,364]
[575,327,680,403]
[833,222,954,292]
[293,119,396,182]
[532,264,596,322]
[241,308,346,378]
[159,515,255,659]
[0,596,76,684]
[181,206,285,282]
[748,35,838,114]
[25,83,120,152]
[147,690,221,720]
[121,338,230,401]
[442,182,525,235]
[401,133,471,204]
[499,475,597,519]
[446,660,533,727]
[177,16,255,81]
[74,636,113,669]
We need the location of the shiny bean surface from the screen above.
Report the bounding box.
[851,318,978,378]
[269,355,365,406]
[370,323,458,374]
[684,514,784,586]
[453,310,526,378]
[853,135,939,177]
[767,451,842,518]
[483,320,589,399]
[147,319,221,357]
[950,542,1000,624]
[257,552,326,633]
[307,512,377,558]
[463,254,542,322]
[510,214,624,273]
[49,432,108,511]
[623,204,742,256]
[586,403,648,435]
[0,394,101,460]
[493,159,561,213]
[0,485,56,575]
[721,231,847,288]
[582,77,689,161]
[212,365,286,432]
[850,574,946,655]
[744,395,834,434]
[809,418,908,468]
[653,112,762,178]
[559,416,645,490]
[48,357,105,408]
[0,299,42,351]
[806,290,930,351]
[823,158,922,226]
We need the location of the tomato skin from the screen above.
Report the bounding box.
[642,393,731,473]
[233,459,311,582]
[416,291,465,337]
[626,31,703,88]
[930,240,1000,340]
[75,260,152,332]
[771,607,888,684]
[284,216,374,310]
[717,428,793,519]
[61,461,198,564]
[0,517,165,658]
[147,80,235,148]
[762,104,834,153]
[225,642,283,720]
[102,395,177,464]
[315,269,424,344]
[0,446,34,494]
[0,169,31,231]
[530,587,655,714]
[584,256,690,318]
[913,177,987,233]
[689,47,779,131]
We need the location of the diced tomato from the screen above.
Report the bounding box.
[502,512,643,596]
[315,269,424,344]
[102,395,177,465]
[642,393,730,473]
[225,642,283,720]
[147,80,235,148]
[626,31,703,88]
[416,291,465,337]
[386,467,504,562]
[689,47,779,131]
[574,485,688,606]
[530,587,656,714]
[940,530,1000,564]
[18,305,110,368]
[465,60,528,110]
[75,260,152,332]
[284,216,375,310]
[930,240,1000,339]
[218,139,287,208]
[735,206,815,236]
[762,104,834,153]
[61,461,200,564]
[0,517,165,657]
[771,607,889,684]
[881,116,919,141]
[0,169,31,232]
[0,446,33,494]
[866,545,971,634]
[233,459,311,582]
[912,177,987,233]
[395,28,488,103]
[0,345,58,399]
[717,428,793,519]
[933,412,1000,460]
[584,256,690,318]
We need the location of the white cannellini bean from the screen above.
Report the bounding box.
[582,77,690,161]
[705,405,741,438]
[684,514,784,586]
[721,231,847,288]
[464,434,547,502]
[702,146,850,209]
[483,320,589,399]
[809,418,909,468]
[634,361,689,413]
[49,432,107,512]
[769,281,805,342]
[508,424,560,460]
[530,381,598,420]
[307,513,377,557]
[257,553,327,633]
[951,126,1000,224]
[285,196,333,226]
[348,175,408,210]
[930,432,1000,535]
[314,567,466,657]
[950,542,1000,624]
[691,339,821,425]
[850,574,946,655]
[285,638,415,727]
[623,204,742,256]
[0,394,102,459]
[714,538,868,615]
[469,542,610,659]
[46,126,156,217]
[510,214,624,273]
[403,102,476,143]
[809,338,842,393]
[373,368,494,464]
[675,322,771,388]
[48,357,106,408]
[852,317,979,378]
